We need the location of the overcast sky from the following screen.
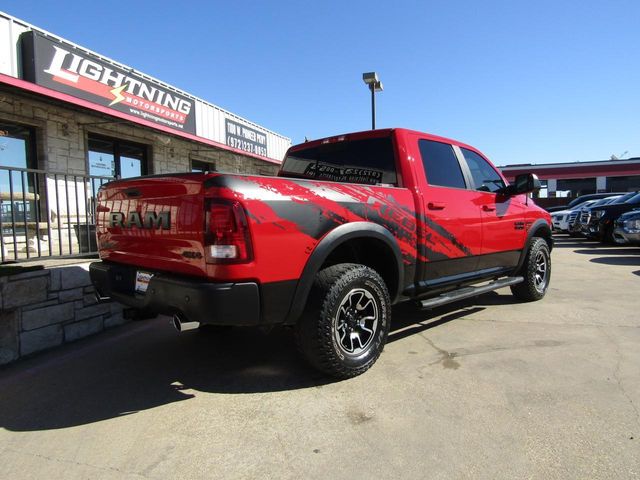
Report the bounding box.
[2,0,639,165]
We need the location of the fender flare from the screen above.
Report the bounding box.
[284,222,404,324]
[515,219,553,272]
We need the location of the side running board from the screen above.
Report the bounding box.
[420,276,523,309]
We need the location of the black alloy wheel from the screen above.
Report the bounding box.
[296,263,391,379]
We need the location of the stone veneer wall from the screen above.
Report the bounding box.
[0,263,125,365]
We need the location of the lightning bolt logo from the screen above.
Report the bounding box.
[109,84,128,106]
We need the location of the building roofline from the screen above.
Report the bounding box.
[499,157,640,171]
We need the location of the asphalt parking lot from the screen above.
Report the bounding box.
[0,236,638,479]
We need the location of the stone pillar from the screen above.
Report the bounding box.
[596,176,607,193]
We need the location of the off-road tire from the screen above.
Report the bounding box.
[511,237,551,302]
[295,263,391,379]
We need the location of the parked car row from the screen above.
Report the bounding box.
[550,191,640,245]
[567,194,627,237]
[551,195,620,234]
[546,192,626,213]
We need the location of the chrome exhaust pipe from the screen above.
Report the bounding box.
[172,314,200,332]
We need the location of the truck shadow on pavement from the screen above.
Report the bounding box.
[0,292,516,432]
[551,236,600,248]
[572,247,640,268]
[387,291,517,344]
[574,248,640,256]
[589,256,640,267]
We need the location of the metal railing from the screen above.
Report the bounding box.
[0,165,112,262]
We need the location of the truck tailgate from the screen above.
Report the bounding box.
[96,174,208,277]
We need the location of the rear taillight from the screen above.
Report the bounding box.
[204,200,253,264]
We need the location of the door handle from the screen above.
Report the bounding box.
[428,202,446,210]
[482,205,496,212]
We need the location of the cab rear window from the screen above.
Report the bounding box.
[280,137,397,186]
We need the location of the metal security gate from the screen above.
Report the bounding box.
[0,165,111,262]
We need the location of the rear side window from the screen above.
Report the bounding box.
[418,140,466,189]
[461,148,505,193]
[280,137,397,185]
[610,192,637,204]
[627,193,640,204]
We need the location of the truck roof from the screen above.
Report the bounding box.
[288,128,481,155]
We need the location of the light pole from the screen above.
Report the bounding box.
[362,72,383,130]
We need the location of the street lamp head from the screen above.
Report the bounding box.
[363,72,383,92]
[362,72,379,85]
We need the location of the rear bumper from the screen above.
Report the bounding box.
[90,261,261,326]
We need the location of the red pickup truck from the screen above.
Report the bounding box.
[90,128,552,378]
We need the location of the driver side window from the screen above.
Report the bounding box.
[461,148,505,193]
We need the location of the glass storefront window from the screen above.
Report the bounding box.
[1,121,36,176]
[191,159,216,173]
[556,178,596,197]
[88,136,115,177]
[88,134,147,179]
[607,175,640,192]
[0,123,37,223]
[0,131,31,169]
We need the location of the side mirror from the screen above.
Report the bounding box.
[505,173,541,195]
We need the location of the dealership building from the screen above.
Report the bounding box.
[0,11,291,262]
[500,157,640,204]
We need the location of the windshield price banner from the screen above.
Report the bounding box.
[225,119,268,157]
[20,31,196,134]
